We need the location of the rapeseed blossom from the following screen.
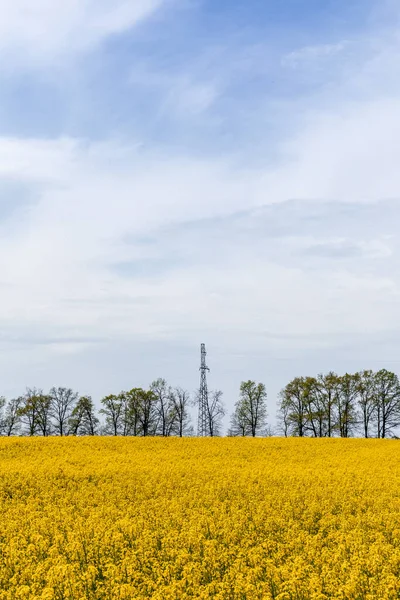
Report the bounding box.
[0,437,399,598]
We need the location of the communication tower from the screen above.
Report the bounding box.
[197,343,210,436]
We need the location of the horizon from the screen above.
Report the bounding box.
[0,0,399,429]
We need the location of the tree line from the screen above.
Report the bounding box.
[277,369,400,439]
[1,369,399,438]
[0,380,193,437]
[0,378,268,438]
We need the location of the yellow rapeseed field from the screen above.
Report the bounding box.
[0,438,399,599]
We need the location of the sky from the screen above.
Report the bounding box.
[0,0,400,430]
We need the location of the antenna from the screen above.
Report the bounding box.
[198,343,210,436]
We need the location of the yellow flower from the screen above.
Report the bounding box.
[0,437,399,598]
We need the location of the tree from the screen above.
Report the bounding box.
[18,391,52,437]
[205,390,225,437]
[100,394,124,436]
[355,370,376,438]
[137,389,158,436]
[118,392,131,436]
[315,372,340,438]
[35,394,52,437]
[302,375,339,438]
[3,397,22,436]
[278,377,309,437]
[169,388,192,437]
[277,399,291,437]
[336,374,358,438]
[230,381,268,437]
[0,396,6,435]
[50,387,79,436]
[19,388,42,436]
[150,378,176,436]
[229,399,251,436]
[121,389,143,436]
[374,369,400,438]
[302,377,323,437]
[70,396,99,436]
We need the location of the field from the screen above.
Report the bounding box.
[0,438,400,599]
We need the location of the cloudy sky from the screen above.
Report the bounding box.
[1,0,400,428]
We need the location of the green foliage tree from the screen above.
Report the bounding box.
[36,394,53,437]
[355,370,376,438]
[18,391,52,437]
[100,394,124,436]
[278,369,400,438]
[278,377,309,437]
[229,398,251,436]
[302,374,341,437]
[374,369,400,438]
[121,389,143,436]
[137,389,158,437]
[18,388,43,436]
[336,373,358,438]
[70,396,99,436]
[317,372,341,437]
[230,381,268,437]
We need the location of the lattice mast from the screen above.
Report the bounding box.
[198,343,210,436]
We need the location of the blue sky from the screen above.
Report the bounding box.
[0,0,400,429]
[0,0,380,142]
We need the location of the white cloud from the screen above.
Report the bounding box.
[129,65,219,117]
[0,85,399,361]
[163,80,218,116]
[257,97,400,204]
[0,0,165,63]
[281,41,350,68]
[1,0,400,407]
[1,13,400,355]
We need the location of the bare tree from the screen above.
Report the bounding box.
[205,390,225,437]
[3,397,22,436]
[264,424,276,437]
[277,399,291,437]
[49,387,79,436]
[150,378,176,436]
[169,388,192,437]
[0,396,6,435]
